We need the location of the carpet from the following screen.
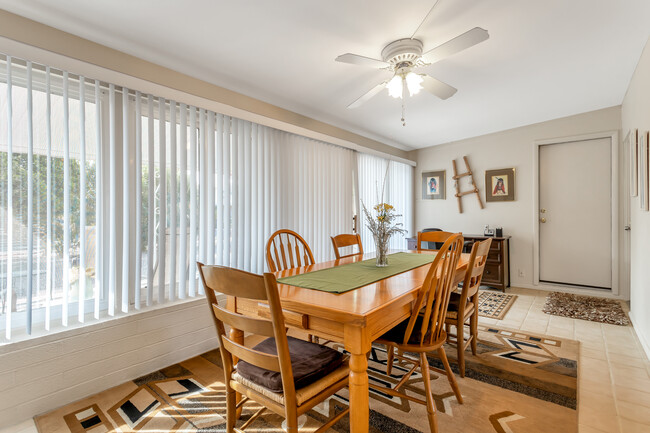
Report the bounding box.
[35,326,578,433]
[542,292,630,326]
[477,290,517,319]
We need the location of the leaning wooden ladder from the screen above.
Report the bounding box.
[452,156,484,213]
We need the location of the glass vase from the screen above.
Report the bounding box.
[375,238,389,267]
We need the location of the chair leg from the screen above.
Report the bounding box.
[419,353,439,433]
[284,414,299,433]
[456,321,465,378]
[437,347,463,404]
[226,389,236,433]
[386,346,395,375]
[470,311,478,355]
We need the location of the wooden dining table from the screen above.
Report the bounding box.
[227,249,469,433]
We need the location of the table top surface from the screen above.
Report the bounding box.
[273,250,469,322]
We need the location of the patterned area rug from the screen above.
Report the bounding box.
[35,326,577,433]
[542,292,630,326]
[477,290,517,319]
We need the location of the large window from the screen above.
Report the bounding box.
[356,153,414,252]
[0,54,364,342]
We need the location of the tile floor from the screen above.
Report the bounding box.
[1,287,649,433]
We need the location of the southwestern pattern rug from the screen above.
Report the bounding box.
[542,292,630,326]
[477,290,517,319]
[35,326,578,433]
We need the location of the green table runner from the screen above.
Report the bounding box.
[276,252,436,294]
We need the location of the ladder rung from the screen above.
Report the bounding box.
[452,171,472,180]
[456,189,478,197]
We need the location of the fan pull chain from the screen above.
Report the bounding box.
[401,101,406,126]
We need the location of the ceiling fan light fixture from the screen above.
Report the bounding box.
[405,72,424,96]
[387,75,403,98]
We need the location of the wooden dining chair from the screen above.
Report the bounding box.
[374,234,465,433]
[444,238,492,377]
[330,233,364,259]
[417,230,454,251]
[266,229,315,272]
[197,263,350,433]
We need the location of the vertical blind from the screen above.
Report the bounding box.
[356,152,414,252]
[0,54,364,342]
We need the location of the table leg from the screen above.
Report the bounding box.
[345,326,370,433]
[230,327,245,419]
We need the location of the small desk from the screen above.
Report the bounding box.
[228,250,469,433]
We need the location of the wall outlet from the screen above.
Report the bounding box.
[518,269,525,278]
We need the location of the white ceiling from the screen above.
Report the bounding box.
[1,0,649,150]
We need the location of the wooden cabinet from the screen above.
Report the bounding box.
[462,235,510,292]
[406,234,511,291]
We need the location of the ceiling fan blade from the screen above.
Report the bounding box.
[336,53,389,68]
[422,75,457,100]
[421,27,489,64]
[347,81,387,109]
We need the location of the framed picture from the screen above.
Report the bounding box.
[630,129,638,197]
[485,168,515,202]
[421,170,445,199]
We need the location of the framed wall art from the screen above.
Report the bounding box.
[485,168,516,202]
[629,129,638,197]
[421,170,445,199]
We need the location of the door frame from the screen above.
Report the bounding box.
[532,131,619,295]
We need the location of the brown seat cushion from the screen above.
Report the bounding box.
[236,336,344,393]
[380,315,431,345]
[446,292,475,320]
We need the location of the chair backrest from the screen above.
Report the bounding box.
[402,233,464,346]
[330,233,364,259]
[197,263,297,402]
[417,230,454,251]
[458,238,492,306]
[266,229,315,272]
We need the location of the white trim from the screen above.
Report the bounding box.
[533,130,620,294]
[0,36,415,166]
[629,312,650,360]
[513,282,628,300]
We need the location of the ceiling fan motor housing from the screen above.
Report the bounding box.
[381,38,424,68]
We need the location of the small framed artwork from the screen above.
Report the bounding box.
[630,129,638,197]
[485,168,515,202]
[421,170,446,199]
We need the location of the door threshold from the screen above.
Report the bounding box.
[539,280,611,291]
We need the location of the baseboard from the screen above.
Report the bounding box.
[629,312,650,360]
[511,283,629,300]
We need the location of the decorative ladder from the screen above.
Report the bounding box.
[452,156,484,213]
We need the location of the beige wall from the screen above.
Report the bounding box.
[0,9,411,163]
[413,106,622,291]
[621,36,650,357]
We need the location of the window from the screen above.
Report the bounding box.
[0,53,362,342]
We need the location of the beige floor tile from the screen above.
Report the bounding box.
[611,365,650,382]
[609,353,650,369]
[612,375,650,393]
[579,424,616,433]
[620,418,650,433]
[615,386,650,409]
[578,404,621,433]
[580,377,614,397]
[617,400,650,425]
[608,342,644,357]
[581,347,608,360]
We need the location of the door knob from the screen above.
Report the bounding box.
[540,217,547,223]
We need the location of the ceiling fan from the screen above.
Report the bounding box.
[335,8,489,112]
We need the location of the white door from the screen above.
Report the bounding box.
[538,137,612,289]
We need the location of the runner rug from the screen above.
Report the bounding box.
[34,325,578,432]
[477,290,517,319]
